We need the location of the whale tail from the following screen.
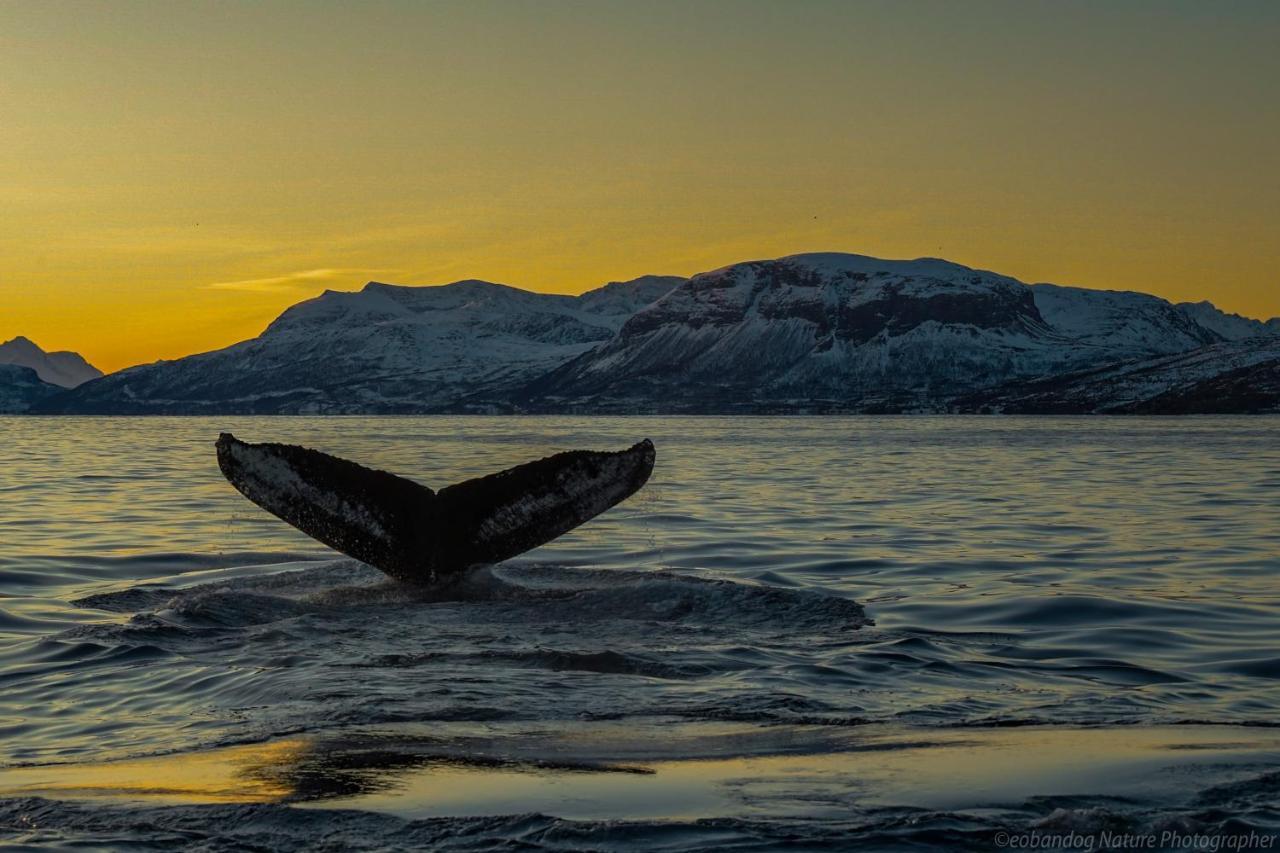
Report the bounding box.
[215,433,655,584]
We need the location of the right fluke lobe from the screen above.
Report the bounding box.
[215,433,655,584]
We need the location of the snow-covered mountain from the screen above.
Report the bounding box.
[0,336,102,388]
[0,364,62,413]
[42,276,685,414]
[575,276,688,317]
[521,254,1278,412]
[957,337,1280,414]
[35,254,1278,415]
[1169,300,1278,343]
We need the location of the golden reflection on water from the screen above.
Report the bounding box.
[3,725,1279,820]
[0,739,310,804]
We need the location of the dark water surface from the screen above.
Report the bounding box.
[1,416,1277,850]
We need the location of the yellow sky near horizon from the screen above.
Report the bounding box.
[1,0,1277,373]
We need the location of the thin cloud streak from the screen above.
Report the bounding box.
[204,268,395,293]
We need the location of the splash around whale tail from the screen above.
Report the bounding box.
[215,433,655,584]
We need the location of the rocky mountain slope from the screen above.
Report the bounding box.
[33,254,1278,415]
[0,336,102,388]
[955,336,1280,414]
[39,276,685,414]
[0,364,63,414]
[520,254,1277,412]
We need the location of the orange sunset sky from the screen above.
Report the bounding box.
[1,0,1277,373]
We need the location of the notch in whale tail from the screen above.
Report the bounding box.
[215,433,655,584]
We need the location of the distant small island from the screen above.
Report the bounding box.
[8,253,1280,416]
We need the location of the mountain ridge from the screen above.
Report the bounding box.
[0,336,103,389]
[27,254,1280,415]
[36,275,687,415]
[520,254,1277,413]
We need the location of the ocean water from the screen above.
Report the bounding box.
[0,416,1278,851]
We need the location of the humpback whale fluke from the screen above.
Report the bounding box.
[215,433,656,584]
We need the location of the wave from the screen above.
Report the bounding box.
[358,649,720,681]
[0,553,1269,770]
[68,560,871,635]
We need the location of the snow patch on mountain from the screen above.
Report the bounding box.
[1030,285,1220,355]
[1172,300,1277,342]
